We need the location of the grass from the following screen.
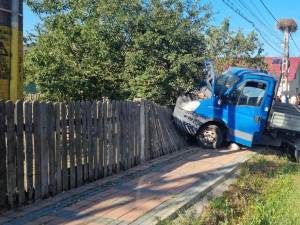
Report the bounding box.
[159,151,300,225]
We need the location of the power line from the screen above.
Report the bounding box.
[259,0,279,23]
[222,0,282,54]
[259,0,300,55]
[290,34,300,54]
[236,0,282,43]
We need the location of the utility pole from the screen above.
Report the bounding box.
[0,0,23,101]
[277,19,297,100]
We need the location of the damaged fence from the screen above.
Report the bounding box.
[0,100,188,209]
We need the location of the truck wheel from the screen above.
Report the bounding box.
[196,124,223,149]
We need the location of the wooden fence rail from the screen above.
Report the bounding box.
[0,100,188,209]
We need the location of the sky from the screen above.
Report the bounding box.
[23,0,300,57]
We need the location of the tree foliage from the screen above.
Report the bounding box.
[204,19,266,73]
[25,0,266,104]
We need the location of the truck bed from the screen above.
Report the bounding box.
[269,102,300,133]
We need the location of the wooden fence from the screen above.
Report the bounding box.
[0,100,188,209]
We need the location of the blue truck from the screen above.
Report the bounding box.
[173,62,300,161]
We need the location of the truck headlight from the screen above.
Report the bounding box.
[181,101,200,111]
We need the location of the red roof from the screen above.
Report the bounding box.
[265,57,300,81]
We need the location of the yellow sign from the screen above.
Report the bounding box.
[0,25,11,99]
[0,0,23,101]
[0,25,11,79]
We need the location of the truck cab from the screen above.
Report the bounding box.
[173,67,277,148]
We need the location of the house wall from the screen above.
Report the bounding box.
[288,65,300,97]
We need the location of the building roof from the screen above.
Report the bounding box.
[264,57,300,81]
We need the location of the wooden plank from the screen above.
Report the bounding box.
[91,101,97,180]
[61,102,68,191]
[135,103,141,164]
[68,102,76,189]
[97,102,104,178]
[86,101,93,181]
[107,101,113,175]
[160,107,172,152]
[153,104,163,157]
[33,101,42,200]
[24,101,34,201]
[54,103,62,193]
[118,102,124,170]
[133,103,137,164]
[40,102,49,198]
[135,103,140,164]
[156,106,169,154]
[111,101,116,173]
[121,101,129,169]
[75,101,82,186]
[150,103,158,159]
[6,101,16,208]
[129,102,134,167]
[139,101,146,162]
[115,101,120,173]
[147,102,155,159]
[127,102,132,168]
[166,106,182,149]
[144,102,151,161]
[16,100,25,205]
[81,101,88,182]
[162,107,177,152]
[102,102,108,177]
[0,100,7,207]
[137,103,142,163]
[127,102,131,168]
[48,102,56,196]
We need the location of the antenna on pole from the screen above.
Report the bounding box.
[277,19,297,100]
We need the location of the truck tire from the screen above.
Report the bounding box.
[196,124,223,149]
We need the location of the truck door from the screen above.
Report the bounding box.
[223,80,269,147]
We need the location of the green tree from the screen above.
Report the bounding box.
[25,0,265,104]
[205,19,266,73]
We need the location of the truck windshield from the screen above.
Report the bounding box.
[215,72,239,96]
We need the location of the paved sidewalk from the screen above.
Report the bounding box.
[0,147,254,225]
